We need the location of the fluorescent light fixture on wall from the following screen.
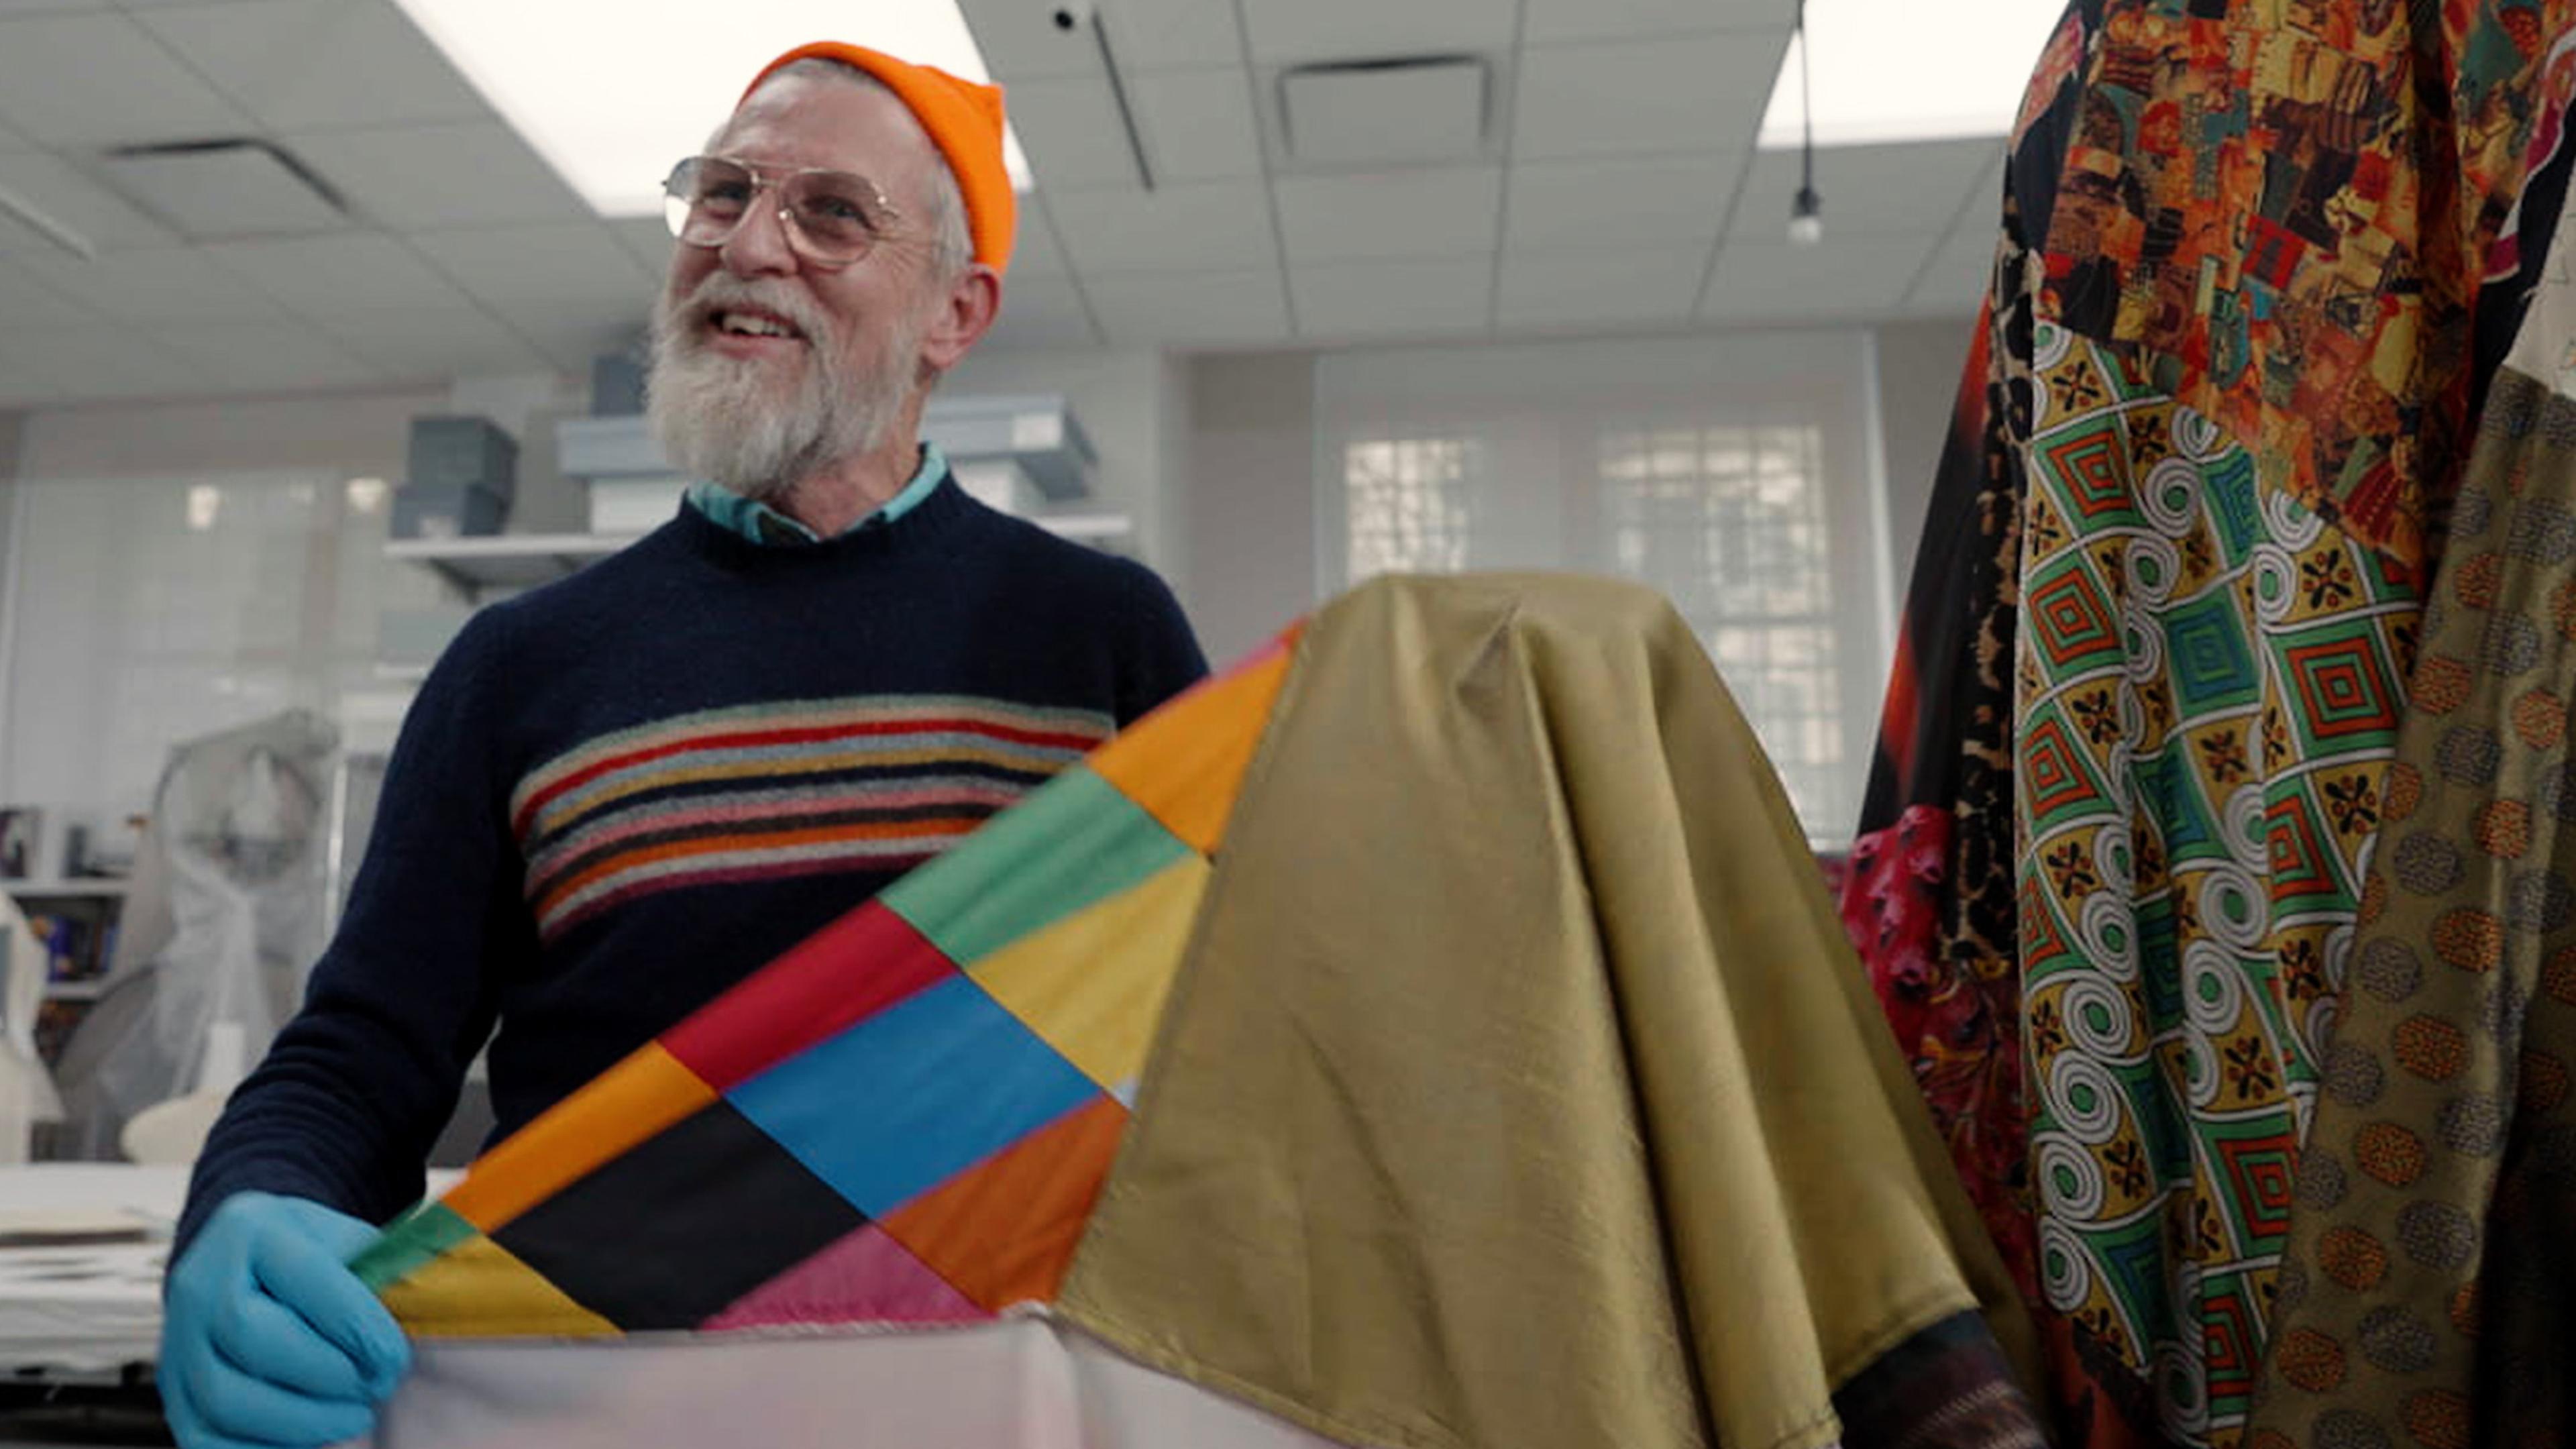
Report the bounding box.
[390,0,1033,217]
[1757,0,2068,148]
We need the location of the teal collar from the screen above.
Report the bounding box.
[686,443,949,546]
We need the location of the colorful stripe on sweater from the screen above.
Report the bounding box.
[513,696,1114,940]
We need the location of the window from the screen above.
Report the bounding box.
[1344,436,1478,582]
[0,468,443,839]
[1318,333,1889,845]
[1601,423,1850,831]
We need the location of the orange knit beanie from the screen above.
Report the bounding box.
[743,42,1016,274]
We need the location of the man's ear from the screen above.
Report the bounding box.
[920,264,1002,374]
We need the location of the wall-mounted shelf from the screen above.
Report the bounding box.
[5,878,129,899]
[384,532,635,592]
[560,395,1098,502]
[387,514,1134,594]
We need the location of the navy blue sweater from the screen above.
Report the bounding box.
[181,478,1205,1248]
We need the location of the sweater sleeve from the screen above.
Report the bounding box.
[1110,559,1210,727]
[177,607,534,1254]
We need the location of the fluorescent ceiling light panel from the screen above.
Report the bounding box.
[390,0,1032,217]
[1758,0,2070,148]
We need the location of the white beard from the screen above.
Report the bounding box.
[646,281,922,503]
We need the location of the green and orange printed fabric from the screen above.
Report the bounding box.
[347,627,1299,1337]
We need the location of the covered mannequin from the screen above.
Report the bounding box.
[352,576,2043,1449]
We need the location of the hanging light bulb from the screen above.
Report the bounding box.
[1788,0,1823,246]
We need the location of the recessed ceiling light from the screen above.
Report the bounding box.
[389,0,1034,217]
[1758,0,2069,149]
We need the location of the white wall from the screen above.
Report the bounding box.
[943,345,1188,580]
[1185,354,1318,665]
[0,410,23,702]
[1871,317,1976,586]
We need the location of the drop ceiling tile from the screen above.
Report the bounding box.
[1514,33,1785,160]
[1083,267,1288,346]
[959,0,1243,79]
[1495,246,1709,329]
[1047,181,1277,274]
[0,253,90,323]
[133,1,487,132]
[608,215,676,279]
[1134,69,1263,184]
[0,323,201,401]
[1008,195,1069,276]
[150,319,383,391]
[207,233,475,314]
[1241,0,1516,65]
[1523,0,1778,44]
[1505,154,1739,250]
[1275,167,1501,264]
[0,363,58,407]
[409,223,656,307]
[1291,257,1490,339]
[0,150,178,252]
[1729,142,1998,239]
[21,246,284,322]
[0,1,113,14]
[307,304,550,382]
[1906,223,1997,316]
[499,293,651,372]
[954,0,1101,80]
[1699,233,1942,323]
[0,12,255,146]
[980,274,1099,350]
[1108,0,1249,69]
[290,122,587,230]
[1006,76,1141,191]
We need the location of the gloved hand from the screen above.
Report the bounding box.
[160,1191,411,1449]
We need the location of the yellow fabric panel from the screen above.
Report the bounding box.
[443,1042,716,1235]
[1087,629,1297,854]
[379,1234,619,1339]
[969,857,1210,1093]
[1061,574,2040,1449]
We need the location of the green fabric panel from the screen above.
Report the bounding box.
[879,765,1186,967]
[350,1199,478,1293]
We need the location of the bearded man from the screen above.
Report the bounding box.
[158,44,1206,1449]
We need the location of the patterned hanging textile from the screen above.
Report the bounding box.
[2252,64,2576,1447]
[1840,0,2096,1308]
[1848,5,2576,1448]
[352,576,2047,1449]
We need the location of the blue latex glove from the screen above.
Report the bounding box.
[160,1192,411,1449]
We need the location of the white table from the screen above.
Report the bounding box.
[0,1165,463,1383]
[0,1165,186,1379]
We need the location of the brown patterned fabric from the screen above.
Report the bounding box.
[2251,362,2576,1449]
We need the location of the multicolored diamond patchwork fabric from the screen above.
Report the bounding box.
[348,629,1299,1338]
[2015,323,2418,1449]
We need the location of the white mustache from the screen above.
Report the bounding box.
[671,277,834,349]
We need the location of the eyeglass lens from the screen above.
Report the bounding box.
[663,157,890,263]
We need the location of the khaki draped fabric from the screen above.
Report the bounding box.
[1062,574,2043,1449]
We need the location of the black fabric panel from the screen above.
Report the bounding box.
[494,1098,865,1330]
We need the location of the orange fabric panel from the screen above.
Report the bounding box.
[444,1042,718,1234]
[879,1096,1129,1311]
[1087,625,1300,854]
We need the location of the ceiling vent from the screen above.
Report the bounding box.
[95,138,350,241]
[1280,56,1489,168]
